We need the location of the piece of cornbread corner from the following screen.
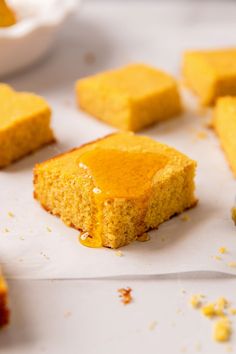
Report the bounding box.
[0,268,9,327]
[213,96,236,177]
[183,49,236,106]
[0,84,54,168]
[76,64,182,131]
[34,132,197,249]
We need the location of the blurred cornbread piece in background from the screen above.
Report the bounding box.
[76,64,182,131]
[0,0,16,27]
[0,84,54,168]
[34,132,196,249]
[213,96,236,177]
[0,268,9,327]
[183,49,236,106]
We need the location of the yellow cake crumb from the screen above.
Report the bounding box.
[213,318,231,342]
[190,294,202,309]
[232,207,236,225]
[201,303,217,317]
[148,321,157,331]
[214,256,222,261]
[218,247,227,254]
[180,214,190,221]
[196,131,207,140]
[227,262,236,268]
[137,233,150,242]
[115,250,123,257]
[229,308,236,315]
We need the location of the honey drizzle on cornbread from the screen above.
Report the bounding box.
[0,0,16,27]
[78,149,168,248]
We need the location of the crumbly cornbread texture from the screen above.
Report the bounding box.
[213,96,236,177]
[0,0,16,27]
[34,132,196,249]
[0,270,9,327]
[183,49,236,105]
[0,84,54,167]
[76,64,182,131]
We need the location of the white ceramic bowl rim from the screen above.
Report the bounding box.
[0,0,79,38]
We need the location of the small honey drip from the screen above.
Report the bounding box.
[79,148,168,248]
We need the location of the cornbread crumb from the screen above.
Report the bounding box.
[7,212,14,218]
[201,298,227,317]
[118,287,132,305]
[214,256,222,261]
[148,321,157,331]
[190,294,202,309]
[227,262,236,268]
[201,303,217,317]
[195,342,202,352]
[232,207,236,225]
[180,214,190,222]
[229,308,236,315]
[213,318,231,342]
[196,131,207,140]
[137,233,150,242]
[219,247,227,254]
[226,345,233,352]
[115,250,123,257]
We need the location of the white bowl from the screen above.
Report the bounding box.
[0,0,79,77]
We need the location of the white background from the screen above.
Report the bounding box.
[1,1,236,353]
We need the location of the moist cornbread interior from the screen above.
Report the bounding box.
[76,63,182,131]
[34,132,197,249]
[183,49,236,105]
[0,84,54,167]
[213,96,236,176]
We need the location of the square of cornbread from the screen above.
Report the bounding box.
[0,269,9,327]
[213,96,236,177]
[34,132,197,249]
[76,64,182,131]
[0,84,54,168]
[183,49,236,106]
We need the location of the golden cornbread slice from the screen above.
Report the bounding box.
[34,132,197,249]
[0,84,54,168]
[0,268,9,327]
[183,49,236,106]
[0,0,16,27]
[76,64,182,131]
[213,97,236,177]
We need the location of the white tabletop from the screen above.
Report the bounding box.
[1,1,236,353]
